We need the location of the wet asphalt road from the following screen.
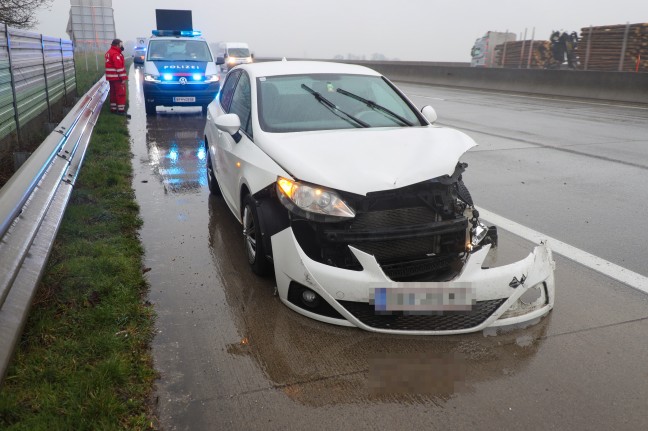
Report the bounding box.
[127,67,648,430]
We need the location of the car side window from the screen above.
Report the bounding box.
[220,70,241,112]
[229,72,253,138]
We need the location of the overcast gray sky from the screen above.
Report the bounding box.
[34,0,647,62]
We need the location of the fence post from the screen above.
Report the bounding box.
[4,23,21,144]
[60,38,68,101]
[527,27,535,69]
[501,29,510,68]
[72,44,78,95]
[40,34,52,123]
[584,25,592,71]
[618,22,630,72]
[519,28,528,69]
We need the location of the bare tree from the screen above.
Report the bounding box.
[0,0,53,29]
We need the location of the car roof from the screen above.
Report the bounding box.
[237,61,382,79]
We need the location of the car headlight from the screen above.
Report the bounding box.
[144,74,160,83]
[227,57,236,64]
[276,177,355,221]
[205,74,220,83]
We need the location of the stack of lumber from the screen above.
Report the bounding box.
[577,23,648,72]
[494,40,551,68]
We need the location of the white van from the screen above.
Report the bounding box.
[215,42,252,71]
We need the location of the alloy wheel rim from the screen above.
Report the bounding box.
[243,206,256,262]
[206,153,214,180]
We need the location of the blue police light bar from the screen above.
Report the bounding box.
[152,30,202,37]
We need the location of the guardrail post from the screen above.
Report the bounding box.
[41,34,52,123]
[4,23,21,144]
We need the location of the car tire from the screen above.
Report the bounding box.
[205,147,221,196]
[145,102,156,116]
[242,194,271,276]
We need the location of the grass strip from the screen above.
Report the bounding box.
[0,96,156,430]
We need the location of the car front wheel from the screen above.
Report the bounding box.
[242,195,270,275]
[205,147,221,195]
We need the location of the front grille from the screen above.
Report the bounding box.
[351,206,438,230]
[291,180,469,281]
[380,255,457,280]
[339,299,506,331]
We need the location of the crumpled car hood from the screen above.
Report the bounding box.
[257,126,477,195]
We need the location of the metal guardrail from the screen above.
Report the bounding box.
[0,77,109,382]
[0,23,76,142]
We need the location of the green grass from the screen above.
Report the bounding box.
[74,53,109,94]
[0,90,156,429]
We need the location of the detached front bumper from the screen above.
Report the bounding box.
[272,227,555,335]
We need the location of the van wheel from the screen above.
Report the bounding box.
[145,102,156,116]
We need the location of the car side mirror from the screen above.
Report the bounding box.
[214,113,242,142]
[251,53,254,59]
[421,105,437,124]
[216,56,225,65]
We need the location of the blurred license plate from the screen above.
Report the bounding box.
[173,97,195,102]
[370,285,476,312]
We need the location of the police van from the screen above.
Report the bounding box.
[143,30,223,115]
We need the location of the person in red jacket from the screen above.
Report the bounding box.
[105,39,129,116]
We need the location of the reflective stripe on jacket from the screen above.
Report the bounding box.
[104,45,128,81]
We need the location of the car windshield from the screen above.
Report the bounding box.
[257,74,423,132]
[228,48,250,57]
[147,40,212,62]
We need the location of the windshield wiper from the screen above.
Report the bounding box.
[301,84,369,128]
[335,88,414,126]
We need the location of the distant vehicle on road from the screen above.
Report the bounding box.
[215,42,252,72]
[203,60,555,335]
[133,46,146,66]
[471,31,516,67]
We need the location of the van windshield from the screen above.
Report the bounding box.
[228,48,250,58]
[148,40,212,62]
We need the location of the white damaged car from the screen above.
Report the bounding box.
[203,61,555,335]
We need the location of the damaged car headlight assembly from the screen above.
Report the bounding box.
[471,220,489,247]
[276,177,355,221]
